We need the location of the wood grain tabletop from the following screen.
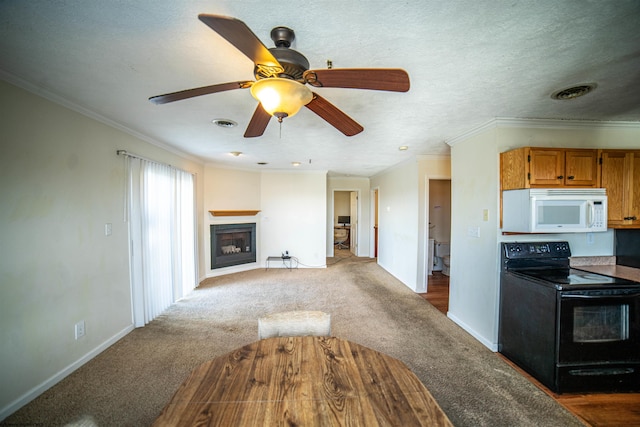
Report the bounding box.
[153,336,452,426]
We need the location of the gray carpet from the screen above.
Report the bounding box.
[2,254,582,426]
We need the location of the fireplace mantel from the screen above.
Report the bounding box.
[209,210,260,217]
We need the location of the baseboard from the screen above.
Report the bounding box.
[447,312,499,352]
[0,324,135,422]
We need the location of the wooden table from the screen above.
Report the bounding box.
[153,336,452,426]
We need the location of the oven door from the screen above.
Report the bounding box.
[558,289,640,364]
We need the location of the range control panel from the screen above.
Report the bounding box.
[502,241,571,259]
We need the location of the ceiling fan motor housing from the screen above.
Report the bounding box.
[254,26,309,81]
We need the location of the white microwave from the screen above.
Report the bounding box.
[502,188,607,233]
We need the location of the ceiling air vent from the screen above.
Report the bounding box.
[551,83,597,100]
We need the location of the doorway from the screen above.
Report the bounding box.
[333,190,358,256]
[426,179,451,306]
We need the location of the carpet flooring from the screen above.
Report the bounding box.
[2,254,582,426]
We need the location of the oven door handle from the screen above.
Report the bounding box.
[562,293,640,300]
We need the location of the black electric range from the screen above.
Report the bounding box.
[499,241,640,393]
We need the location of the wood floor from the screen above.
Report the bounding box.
[420,272,640,427]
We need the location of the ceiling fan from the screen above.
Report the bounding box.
[149,14,410,137]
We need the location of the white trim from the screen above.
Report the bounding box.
[447,312,498,352]
[446,117,640,147]
[0,325,135,421]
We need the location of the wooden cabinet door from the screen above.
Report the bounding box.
[600,151,627,226]
[500,147,528,190]
[564,149,598,187]
[629,152,640,226]
[529,148,564,187]
[600,150,640,228]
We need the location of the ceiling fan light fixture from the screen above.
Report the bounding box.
[250,78,312,121]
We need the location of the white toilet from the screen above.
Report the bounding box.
[435,242,450,276]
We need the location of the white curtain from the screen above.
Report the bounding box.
[127,157,196,326]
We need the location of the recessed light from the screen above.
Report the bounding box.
[551,83,597,100]
[291,162,301,167]
[212,119,237,128]
[229,151,242,157]
[399,146,409,151]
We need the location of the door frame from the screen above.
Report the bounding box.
[425,176,451,292]
[331,188,361,257]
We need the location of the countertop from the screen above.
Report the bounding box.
[570,256,640,283]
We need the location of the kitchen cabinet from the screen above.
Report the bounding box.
[501,147,599,190]
[599,149,640,228]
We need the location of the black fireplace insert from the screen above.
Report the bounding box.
[211,223,256,269]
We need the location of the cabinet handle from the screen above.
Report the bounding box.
[567,175,575,180]
[624,216,638,221]
[557,175,564,179]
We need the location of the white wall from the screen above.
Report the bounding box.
[0,80,205,419]
[448,119,640,351]
[371,160,420,290]
[368,156,452,293]
[448,127,502,349]
[203,167,327,273]
[203,167,262,275]
[260,171,327,268]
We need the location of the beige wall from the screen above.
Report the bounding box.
[0,80,205,418]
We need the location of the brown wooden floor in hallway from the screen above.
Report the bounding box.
[419,272,640,427]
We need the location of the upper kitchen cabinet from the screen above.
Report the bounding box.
[501,147,598,190]
[599,149,640,228]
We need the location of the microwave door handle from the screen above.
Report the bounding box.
[587,201,595,227]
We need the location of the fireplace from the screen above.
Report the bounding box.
[211,223,257,269]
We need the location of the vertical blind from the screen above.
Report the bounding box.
[124,154,196,326]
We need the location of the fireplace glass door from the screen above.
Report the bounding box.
[211,223,256,269]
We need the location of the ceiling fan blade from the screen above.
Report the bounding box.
[305,93,363,137]
[149,81,252,105]
[244,103,271,137]
[304,68,410,92]
[198,14,282,72]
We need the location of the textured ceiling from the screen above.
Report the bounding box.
[1,1,639,177]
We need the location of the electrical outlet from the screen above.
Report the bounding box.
[75,320,85,339]
[483,209,489,222]
[104,223,112,236]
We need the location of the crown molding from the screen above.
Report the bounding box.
[446,117,640,147]
[0,70,203,165]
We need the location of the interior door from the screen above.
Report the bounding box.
[350,191,358,255]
